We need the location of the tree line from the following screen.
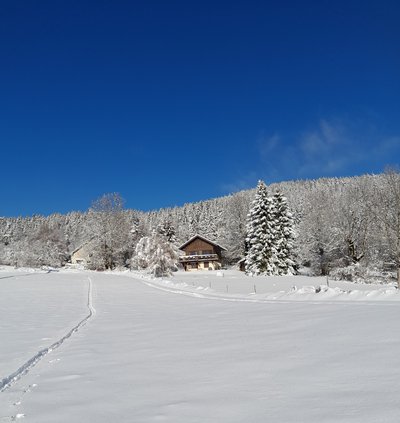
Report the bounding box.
[0,170,399,283]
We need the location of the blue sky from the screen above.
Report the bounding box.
[1,0,399,216]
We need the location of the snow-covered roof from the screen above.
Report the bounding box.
[178,234,227,251]
[70,236,98,255]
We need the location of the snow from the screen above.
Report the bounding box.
[1,267,400,422]
[149,269,399,302]
[0,269,89,380]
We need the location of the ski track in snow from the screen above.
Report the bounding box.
[139,277,400,307]
[0,273,45,280]
[0,269,58,281]
[0,277,95,393]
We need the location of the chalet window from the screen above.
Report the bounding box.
[204,262,209,268]
[190,262,198,269]
[189,251,197,256]
[202,250,213,255]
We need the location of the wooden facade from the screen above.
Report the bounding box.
[178,234,226,271]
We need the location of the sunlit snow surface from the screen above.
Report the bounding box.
[1,267,400,422]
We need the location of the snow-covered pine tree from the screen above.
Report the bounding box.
[130,230,178,277]
[157,218,177,244]
[271,191,296,275]
[245,180,277,275]
[130,236,150,270]
[148,232,178,277]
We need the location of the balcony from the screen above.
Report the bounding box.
[179,254,219,262]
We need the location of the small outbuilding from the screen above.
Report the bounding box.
[238,257,246,272]
[70,237,97,266]
[178,234,226,271]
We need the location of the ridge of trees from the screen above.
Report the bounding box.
[1,171,399,283]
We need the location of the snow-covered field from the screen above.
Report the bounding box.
[1,267,400,422]
[140,269,400,302]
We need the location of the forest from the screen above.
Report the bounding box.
[1,170,399,284]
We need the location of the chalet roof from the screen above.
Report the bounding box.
[178,234,226,251]
[70,226,116,255]
[70,235,97,255]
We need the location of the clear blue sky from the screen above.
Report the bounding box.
[1,0,399,217]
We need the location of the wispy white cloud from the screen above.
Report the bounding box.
[373,136,400,156]
[297,118,363,176]
[257,117,399,181]
[222,117,399,193]
[258,132,280,158]
[301,119,347,156]
[220,171,258,194]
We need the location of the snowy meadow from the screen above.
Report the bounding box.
[1,268,400,422]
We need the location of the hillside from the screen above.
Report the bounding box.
[1,172,399,282]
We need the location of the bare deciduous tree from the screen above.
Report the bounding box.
[89,193,131,270]
[372,168,400,286]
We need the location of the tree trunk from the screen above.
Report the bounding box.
[398,267,400,289]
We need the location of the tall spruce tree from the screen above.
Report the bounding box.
[271,191,296,275]
[245,180,277,275]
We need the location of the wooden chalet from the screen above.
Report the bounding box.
[178,234,226,271]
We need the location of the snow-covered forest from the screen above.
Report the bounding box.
[1,170,399,283]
